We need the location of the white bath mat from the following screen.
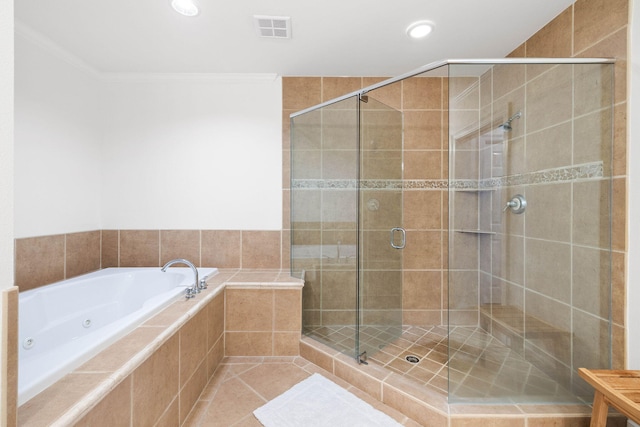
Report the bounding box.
[253,373,403,427]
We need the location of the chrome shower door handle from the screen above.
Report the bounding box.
[390,227,406,249]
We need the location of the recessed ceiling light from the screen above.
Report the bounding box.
[171,0,199,17]
[406,21,434,39]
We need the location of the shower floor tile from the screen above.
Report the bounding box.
[303,325,580,403]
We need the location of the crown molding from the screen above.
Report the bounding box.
[15,21,280,83]
[15,20,103,79]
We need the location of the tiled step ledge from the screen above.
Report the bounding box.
[299,336,626,426]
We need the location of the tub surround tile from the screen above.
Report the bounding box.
[100,229,119,268]
[132,333,180,426]
[15,234,64,292]
[65,230,101,279]
[17,271,301,426]
[17,372,109,427]
[241,231,282,269]
[76,326,166,373]
[179,361,207,425]
[16,229,288,293]
[119,230,160,267]
[74,377,131,427]
[2,287,18,427]
[160,229,201,267]
[179,310,209,388]
[201,230,242,268]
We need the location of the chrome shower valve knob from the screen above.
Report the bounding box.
[503,194,527,214]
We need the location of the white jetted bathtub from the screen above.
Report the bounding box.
[18,266,217,405]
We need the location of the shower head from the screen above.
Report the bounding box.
[500,111,522,132]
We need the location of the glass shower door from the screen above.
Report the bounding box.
[292,95,360,357]
[291,93,403,362]
[448,62,613,403]
[357,95,404,362]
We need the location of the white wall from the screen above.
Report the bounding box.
[627,0,640,370]
[0,0,14,419]
[14,33,102,238]
[101,75,282,230]
[14,33,283,237]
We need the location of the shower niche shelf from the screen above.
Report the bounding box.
[455,229,496,235]
[452,188,495,193]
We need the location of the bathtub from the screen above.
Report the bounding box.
[18,266,217,406]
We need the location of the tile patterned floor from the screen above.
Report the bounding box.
[304,325,580,404]
[184,356,423,426]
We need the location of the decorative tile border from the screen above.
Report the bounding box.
[292,162,605,191]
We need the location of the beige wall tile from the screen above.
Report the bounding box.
[573,180,611,248]
[403,77,442,110]
[404,150,442,180]
[180,309,208,388]
[572,309,611,368]
[450,417,525,427]
[3,287,18,427]
[154,399,179,427]
[363,77,400,110]
[208,293,225,351]
[241,231,281,269]
[119,230,159,267]
[578,28,627,106]
[201,230,241,269]
[273,332,301,356]
[527,8,573,57]
[65,230,101,279]
[226,289,273,331]
[75,377,131,427]
[403,271,442,310]
[207,338,225,379]
[572,246,612,319]
[526,417,590,427]
[322,77,362,102]
[612,178,626,252]
[274,289,301,331]
[574,108,613,173]
[526,66,573,133]
[526,123,572,173]
[574,0,628,54]
[179,362,207,425]
[225,332,273,356]
[612,251,625,326]
[15,234,64,291]
[403,231,442,270]
[492,64,525,101]
[404,111,442,150]
[382,383,448,426]
[132,334,179,427]
[613,103,627,177]
[403,190,442,231]
[526,183,572,242]
[525,239,571,303]
[101,229,119,268]
[282,77,321,110]
[160,229,200,267]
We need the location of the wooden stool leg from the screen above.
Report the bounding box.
[590,390,609,427]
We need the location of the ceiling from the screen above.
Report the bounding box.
[15,0,576,76]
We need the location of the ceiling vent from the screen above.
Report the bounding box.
[254,15,291,39]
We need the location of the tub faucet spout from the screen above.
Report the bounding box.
[161,258,199,298]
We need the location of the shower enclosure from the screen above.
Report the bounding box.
[290,59,614,404]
